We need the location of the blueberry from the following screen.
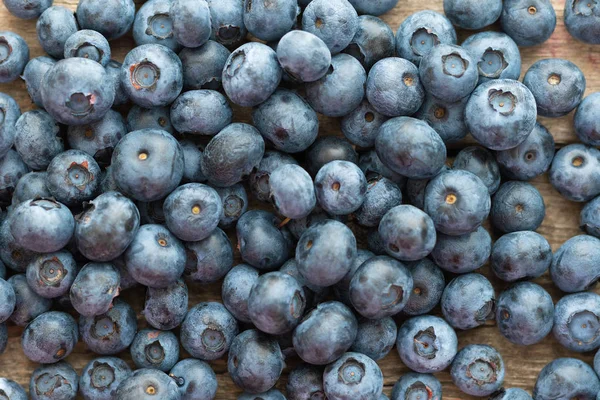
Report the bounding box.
[142,279,187,331]
[575,92,600,146]
[379,205,436,261]
[10,198,74,253]
[0,323,6,354]
[12,172,50,206]
[63,30,111,67]
[315,160,367,215]
[391,373,442,400]
[180,140,207,184]
[533,358,600,399]
[349,0,398,15]
[550,144,600,202]
[36,7,77,59]
[495,122,555,181]
[67,110,127,166]
[501,0,556,46]
[21,56,57,108]
[239,389,286,400]
[462,32,521,84]
[25,250,77,299]
[581,196,600,238]
[595,349,600,376]
[202,123,265,188]
[367,58,424,117]
[112,129,184,202]
[185,228,233,282]
[206,0,247,48]
[0,93,20,158]
[403,259,445,316]
[431,226,491,274]
[277,31,331,84]
[14,110,64,171]
[222,42,282,107]
[214,185,247,229]
[179,41,231,91]
[424,169,491,235]
[396,315,458,373]
[446,0,502,28]
[116,369,181,400]
[302,0,359,54]
[359,151,406,187]
[442,273,496,330]
[243,0,298,42]
[331,249,373,305]
[22,311,78,363]
[523,58,586,117]
[396,10,457,66]
[565,0,600,44]
[133,0,180,51]
[344,15,395,71]
[355,176,402,228]
[169,0,211,48]
[491,181,545,233]
[351,317,397,361]
[296,219,357,287]
[0,277,15,323]
[0,150,29,205]
[30,361,78,400]
[79,357,132,400]
[455,147,500,195]
[228,329,284,393]
[3,0,51,19]
[414,94,468,143]
[100,166,120,196]
[0,31,28,84]
[168,359,217,400]
[550,234,600,292]
[368,229,391,255]
[170,90,232,136]
[127,106,175,134]
[496,282,554,345]
[41,58,115,126]
[286,364,326,400]
[450,344,505,396]
[130,329,179,372]
[341,100,388,148]
[305,54,366,117]
[221,264,259,323]
[76,0,135,41]
[490,388,533,400]
[268,164,316,219]
[553,292,600,352]
[0,379,26,400]
[70,262,120,317]
[121,44,183,108]
[287,210,331,241]
[79,299,137,355]
[307,137,358,177]
[491,231,552,282]
[466,79,537,151]
[323,352,383,399]
[0,217,39,272]
[249,151,298,202]
[138,198,167,226]
[47,150,101,206]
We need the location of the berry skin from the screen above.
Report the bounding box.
[465,79,537,151]
[415,95,468,144]
[170,0,211,48]
[581,195,600,237]
[0,93,20,159]
[105,59,130,106]
[180,140,207,184]
[391,373,442,400]
[170,90,232,136]
[564,0,600,44]
[462,32,521,84]
[315,160,367,216]
[116,369,181,400]
[179,40,231,90]
[250,150,298,202]
[14,110,64,171]
[375,117,447,179]
[21,56,57,107]
[453,146,501,195]
[63,30,111,67]
[351,317,397,361]
[79,357,132,400]
[0,149,29,205]
[47,150,101,207]
[549,144,600,202]
[125,224,186,288]
[76,0,136,41]
[533,358,600,400]
[143,279,187,331]
[553,292,600,352]
[30,361,78,400]
[0,31,29,83]
[121,44,183,108]
[379,205,436,261]
[22,311,78,364]
[296,219,357,287]
[491,231,552,282]
[0,212,39,272]
[222,42,282,107]
[302,0,359,54]
[12,172,50,206]
[36,6,78,58]
[403,259,445,316]
[206,0,247,48]
[185,227,234,284]
[269,164,316,220]
[26,250,77,299]
[345,15,396,72]
[10,198,74,254]
[126,106,175,134]
[79,299,137,355]
[111,129,184,202]
[396,315,458,373]
[450,344,505,396]
[3,0,52,19]
[500,0,556,46]
[180,302,239,361]
[243,0,298,42]
[496,282,554,345]
[575,93,600,146]
[133,0,181,51]
[431,226,491,274]
[286,364,326,400]
[70,263,120,317]
[550,235,600,292]
[75,191,140,262]
[228,329,284,394]
[277,31,331,83]
[222,264,260,323]
[8,274,52,326]
[239,389,286,400]
[490,388,533,400]
[201,123,265,188]
[341,100,388,148]
[424,170,491,236]
[444,0,502,29]
[348,0,399,15]
[130,329,180,372]
[323,352,384,400]
[169,358,218,400]
[0,277,15,323]
[0,378,27,400]
[442,273,496,330]
[491,181,545,233]
[41,58,115,126]
[355,176,402,228]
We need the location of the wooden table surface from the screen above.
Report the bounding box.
[2,0,600,398]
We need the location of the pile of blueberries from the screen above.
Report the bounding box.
[2,0,600,397]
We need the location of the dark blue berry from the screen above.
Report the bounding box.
[22,311,78,363]
[441,273,495,330]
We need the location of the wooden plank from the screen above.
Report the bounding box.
[0,0,598,398]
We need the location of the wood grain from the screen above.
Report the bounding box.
[1,0,599,398]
